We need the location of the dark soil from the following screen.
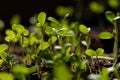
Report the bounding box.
[85,57,119,80]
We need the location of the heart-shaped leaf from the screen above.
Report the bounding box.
[38,42,50,50]
[48,36,57,44]
[85,49,96,57]
[96,48,104,56]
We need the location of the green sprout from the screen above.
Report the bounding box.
[99,11,120,67]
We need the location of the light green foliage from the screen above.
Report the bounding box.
[20,37,29,47]
[79,24,89,34]
[45,26,55,35]
[54,62,73,80]
[96,48,104,56]
[23,29,29,36]
[85,49,96,56]
[12,65,29,74]
[38,12,46,26]
[47,17,61,26]
[99,68,110,80]
[5,24,29,47]
[0,52,8,62]
[5,29,16,42]
[89,1,104,13]
[38,41,50,50]
[0,44,8,53]
[1,11,119,80]
[0,73,14,80]
[12,24,25,34]
[57,28,68,36]
[29,34,38,45]
[85,48,104,57]
[102,11,119,67]
[28,66,37,74]
[99,32,113,39]
[12,65,29,80]
[0,44,8,62]
[48,36,57,44]
[80,60,88,70]
[0,59,3,65]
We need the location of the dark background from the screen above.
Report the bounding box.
[0,0,75,26]
[0,0,118,27]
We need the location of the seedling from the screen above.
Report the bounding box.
[99,11,120,67]
[0,11,120,80]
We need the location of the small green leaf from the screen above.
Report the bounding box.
[54,62,73,80]
[28,66,37,74]
[99,32,113,39]
[79,24,88,34]
[12,65,29,74]
[20,37,29,47]
[0,44,8,53]
[99,68,110,80]
[0,59,3,65]
[66,30,75,36]
[96,48,104,56]
[80,60,88,69]
[58,28,68,36]
[12,24,25,34]
[85,49,96,56]
[23,29,29,36]
[29,36,38,45]
[5,29,16,40]
[47,17,61,26]
[105,11,115,23]
[48,36,57,44]
[0,73,14,80]
[0,52,8,62]
[38,42,50,50]
[38,12,46,26]
[45,26,54,35]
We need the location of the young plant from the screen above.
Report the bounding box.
[99,11,120,67]
[79,24,91,49]
[85,48,104,73]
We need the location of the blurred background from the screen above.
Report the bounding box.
[0,0,119,27]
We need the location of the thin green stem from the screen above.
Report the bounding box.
[113,23,118,67]
[57,35,62,46]
[21,33,24,58]
[77,72,80,80]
